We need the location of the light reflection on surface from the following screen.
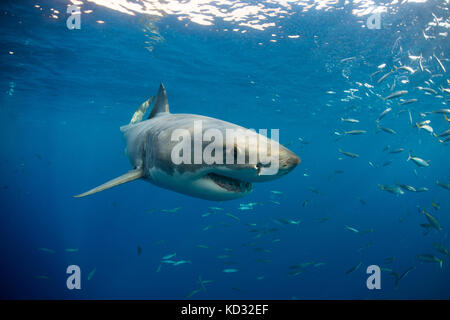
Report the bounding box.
[65,0,447,32]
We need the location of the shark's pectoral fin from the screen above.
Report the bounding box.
[130,96,155,124]
[74,169,144,198]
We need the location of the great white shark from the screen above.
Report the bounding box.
[74,84,300,201]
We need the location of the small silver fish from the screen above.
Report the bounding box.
[433,54,446,73]
[382,90,408,100]
[398,99,418,105]
[407,153,430,167]
[377,107,392,122]
[377,70,394,84]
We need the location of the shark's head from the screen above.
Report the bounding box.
[195,141,300,200]
[142,113,300,201]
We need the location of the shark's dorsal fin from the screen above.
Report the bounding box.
[74,169,143,198]
[148,83,169,119]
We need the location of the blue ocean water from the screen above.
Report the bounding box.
[0,0,449,299]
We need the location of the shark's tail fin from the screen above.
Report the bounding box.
[74,169,143,198]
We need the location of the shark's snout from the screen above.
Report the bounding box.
[278,148,300,175]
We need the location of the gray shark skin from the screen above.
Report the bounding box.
[75,84,300,201]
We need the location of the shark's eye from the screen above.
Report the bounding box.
[257,162,271,168]
[233,146,239,161]
[256,161,271,174]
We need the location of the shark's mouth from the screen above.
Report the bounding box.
[207,173,252,193]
